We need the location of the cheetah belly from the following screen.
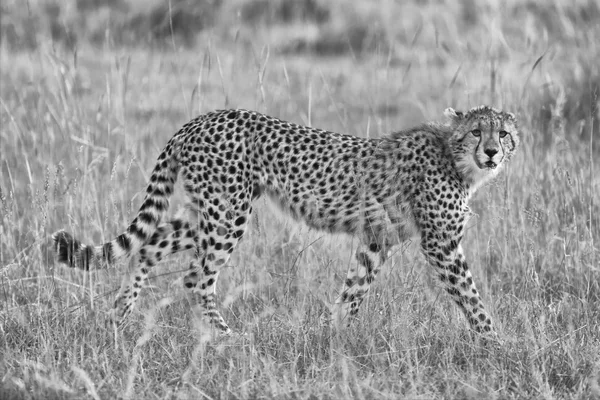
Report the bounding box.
[258,178,419,245]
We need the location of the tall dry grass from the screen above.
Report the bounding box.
[1,0,599,398]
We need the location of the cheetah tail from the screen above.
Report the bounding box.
[52,134,184,270]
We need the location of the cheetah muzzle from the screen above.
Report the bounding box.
[52,106,519,336]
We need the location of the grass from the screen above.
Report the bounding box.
[1,0,599,398]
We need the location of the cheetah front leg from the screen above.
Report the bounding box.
[420,239,494,334]
[332,240,388,328]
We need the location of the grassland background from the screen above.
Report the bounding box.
[0,0,599,399]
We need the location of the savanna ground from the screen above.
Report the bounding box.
[1,0,599,398]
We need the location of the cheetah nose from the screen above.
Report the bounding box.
[484,148,498,158]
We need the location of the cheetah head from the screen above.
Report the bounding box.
[444,105,519,191]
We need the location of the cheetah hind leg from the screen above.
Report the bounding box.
[110,218,197,327]
[183,259,232,335]
[332,241,388,329]
[183,215,250,335]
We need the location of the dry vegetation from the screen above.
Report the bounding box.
[1,0,599,398]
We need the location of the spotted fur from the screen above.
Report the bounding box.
[52,106,519,334]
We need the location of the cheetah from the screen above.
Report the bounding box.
[53,106,519,335]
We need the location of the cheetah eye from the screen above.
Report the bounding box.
[471,129,481,137]
[499,130,509,138]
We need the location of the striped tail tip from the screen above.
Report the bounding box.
[52,230,94,271]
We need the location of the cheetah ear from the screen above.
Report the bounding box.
[444,108,463,125]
